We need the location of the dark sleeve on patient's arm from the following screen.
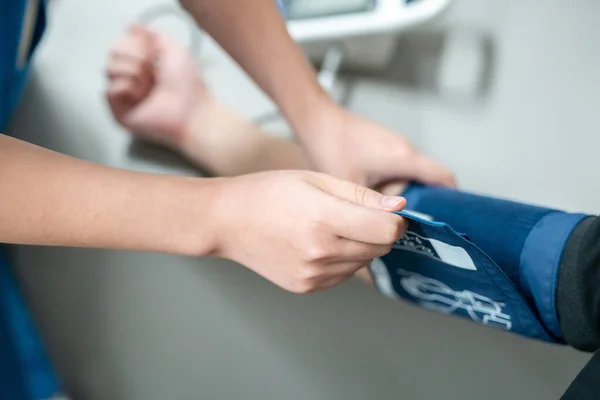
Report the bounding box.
[557,216,600,351]
[557,216,600,399]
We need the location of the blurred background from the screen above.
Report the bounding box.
[7,0,600,398]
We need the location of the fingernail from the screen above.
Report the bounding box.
[380,196,405,209]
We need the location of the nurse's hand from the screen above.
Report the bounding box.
[211,170,407,293]
[299,103,457,190]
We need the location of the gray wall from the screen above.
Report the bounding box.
[8,0,599,398]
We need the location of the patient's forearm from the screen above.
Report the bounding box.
[181,99,312,176]
[0,134,218,255]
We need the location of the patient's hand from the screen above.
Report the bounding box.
[105,24,207,147]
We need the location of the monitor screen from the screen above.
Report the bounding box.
[280,0,377,20]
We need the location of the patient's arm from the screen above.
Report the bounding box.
[106,25,312,177]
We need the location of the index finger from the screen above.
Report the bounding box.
[324,197,407,245]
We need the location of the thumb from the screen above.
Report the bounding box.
[315,174,406,212]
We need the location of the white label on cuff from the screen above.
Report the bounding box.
[429,238,477,271]
[394,231,477,271]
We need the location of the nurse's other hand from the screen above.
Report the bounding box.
[299,103,456,190]
[105,24,206,147]
[211,170,407,293]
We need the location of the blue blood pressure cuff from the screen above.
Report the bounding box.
[370,184,588,343]
[0,0,46,130]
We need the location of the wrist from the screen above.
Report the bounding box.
[168,175,226,257]
[289,91,340,141]
[292,100,348,171]
[178,95,220,158]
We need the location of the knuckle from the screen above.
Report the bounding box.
[296,262,323,280]
[354,184,368,206]
[309,201,336,231]
[304,243,330,262]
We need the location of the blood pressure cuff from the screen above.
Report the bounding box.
[369,184,589,343]
[0,246,64,400]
